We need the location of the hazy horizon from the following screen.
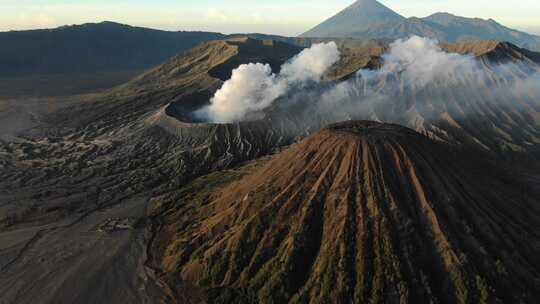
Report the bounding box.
[1,0,540,36]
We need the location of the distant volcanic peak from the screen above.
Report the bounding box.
[301,0,404,38]
[345,0,403,15]
[301,1,540,50]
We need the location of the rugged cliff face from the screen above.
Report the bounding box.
[154,121,540,304]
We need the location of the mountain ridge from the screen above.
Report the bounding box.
[300,0,540,51]
[2,15,539,84]
[0,21,226,78]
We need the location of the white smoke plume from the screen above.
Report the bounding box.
[280,42,341,83]
[196,42,339,123]
[309,36,540,123]
[201,63,286,123]
[373,36,479,88]
[195,35,540,146]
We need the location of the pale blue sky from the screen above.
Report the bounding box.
[1,0,539,35]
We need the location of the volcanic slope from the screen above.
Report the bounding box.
[0,38,303,304]
[151,39,540,159]
[153,121,540,304]
[2,37,540,303]
[0,37,305,229]
[43,37,302,135]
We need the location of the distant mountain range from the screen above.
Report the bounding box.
[2,2,540,82]
[301,0,540,51]
[0,21,309,81]
[0,22,225,78]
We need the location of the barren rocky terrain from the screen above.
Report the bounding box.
[1,37,539,303]
[154,121,540,303]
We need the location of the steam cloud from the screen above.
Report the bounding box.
[196,36,540,134]
[372,36,478,88]
[196,42,339,123]
[314,36,540,121]
[199,63,286,123]
[280,42,341,83]
[300,36,540,127]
